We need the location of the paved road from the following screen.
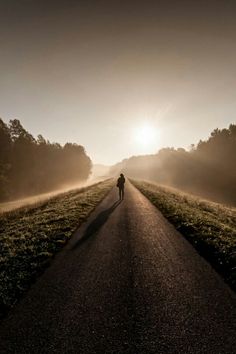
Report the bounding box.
[0,182,235,354]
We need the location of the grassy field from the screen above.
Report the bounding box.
[0,179,114,318]
[131,179,236,291]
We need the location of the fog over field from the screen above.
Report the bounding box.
[0,1,235,206]
[0,176,106,213]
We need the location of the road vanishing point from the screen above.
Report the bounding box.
[0,182,235,353]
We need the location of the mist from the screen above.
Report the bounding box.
[0,1,236,164]
[110,124,236,206]
[0,177,107,213]
[0,118,92,202]
[0,1,236,206]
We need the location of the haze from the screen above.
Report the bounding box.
[0,0,236,165]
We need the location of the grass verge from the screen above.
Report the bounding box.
[131,179,236,291]
[0,179,114,318]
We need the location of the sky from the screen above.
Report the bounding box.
[0,0,236,165]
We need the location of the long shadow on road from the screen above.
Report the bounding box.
[72,199,122,249]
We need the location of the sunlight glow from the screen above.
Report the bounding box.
[133,124,157,146]
[131,123,160,155]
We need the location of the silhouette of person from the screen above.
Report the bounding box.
[117,173,125,200]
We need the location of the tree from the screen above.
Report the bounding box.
[0,118,11,164]
[0,118,92,200]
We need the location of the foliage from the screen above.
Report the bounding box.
[131,179,236,291]
[0,118,92,201]
[0,179,114,319]
[111,124,236,205]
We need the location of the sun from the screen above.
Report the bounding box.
[131,123,160,154]
[133,124,157,146]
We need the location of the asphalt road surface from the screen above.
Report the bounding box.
[0,182,235,354]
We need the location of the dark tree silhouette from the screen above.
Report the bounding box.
[0,119,11,199]
[0,118,92,201]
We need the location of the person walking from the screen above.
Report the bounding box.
[117,173,125,200]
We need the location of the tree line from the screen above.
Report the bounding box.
[0,118,92,201]
[110,124,236,205]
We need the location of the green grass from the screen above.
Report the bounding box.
[131,179,236,291]
[0,179,114,318]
